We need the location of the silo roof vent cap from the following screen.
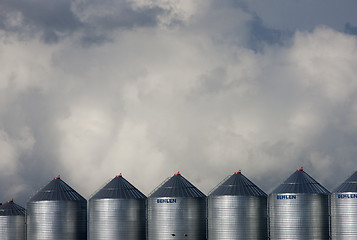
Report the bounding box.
[296,166,303,171]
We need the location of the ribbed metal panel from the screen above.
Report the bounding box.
[0,201,26,240]
[271,168,330,194]
[269,193,329,239]
[89,199,146,239]
[333,171,357,193]
[26,176,87,240]
[149,172,206,198]
[148,197,207,239]
[209,195,267,239]
[29,176,86,202]
[269,168,330,240]
[90,174,146,199]
[148,172,207,240]
[331,171,357,239]
[89,175,147,240]
[208,171,267,239]
[209,171,267,197]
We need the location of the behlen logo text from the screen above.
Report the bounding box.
[277,195,297,200]
[157,199,177,203]
[338,194,357,199]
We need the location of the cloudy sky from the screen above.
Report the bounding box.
[1,0,357,206]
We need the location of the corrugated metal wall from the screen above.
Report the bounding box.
[89,175,147,240]
[208,172,267,240]
[268,168,330,240]
[269,193,329,239]
[148,172,207,240]
[209,195,267,239]
[0,200,26,240]
[148,197,206,239]
[331,171,357,239]
[26,176,87,240]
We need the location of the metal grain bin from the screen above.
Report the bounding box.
[148,171,207,240]
[331,171,357,239]
[208,170,267,240]
[0,199,26,240]
[26,175,87,240]
[268,167,330,240]
[89,173,147,240]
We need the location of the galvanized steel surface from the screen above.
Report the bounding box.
[269,169,330,239]
[26,200,87,240]
[0,201,26,216]
[89,198,146,240]
[148,173,207,240]
[271,169,330,194]
[148,197,207,240]
[149,173,206,198]
[331,171,357,239]
[29,177,86,202]
[89,175,146,240]
[0,201,26,240]
[333,171,357,193]
[208,172,267,239]
[331,193,357,239]
[209,172,267,197]
[90,175,146,200]
[269,193,329,239]
[208,195,267,239]
[0,215,25,240]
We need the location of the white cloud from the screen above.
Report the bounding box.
[1,0,357,204]
[0,128,35,176]
[0,38,53,93]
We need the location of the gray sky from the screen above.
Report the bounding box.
[1,0,357,207]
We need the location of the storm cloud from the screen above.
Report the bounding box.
[0,0,168,44]
[1,0,357,206]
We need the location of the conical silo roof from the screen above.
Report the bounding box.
[271,167,330,194]
[29,175,86,202]
[209,171,267,197]
[90,174,146,199]
[0,200,25,216]
[333,171,357,193]
[149,171,206,198]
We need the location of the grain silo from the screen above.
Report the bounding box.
[208,170,267,239]
[268,167,330,239]
[148,171,207,240]
[26,175,87,240]
[0,199,26,240]
[88,173,147,240]
[331,170,357,239]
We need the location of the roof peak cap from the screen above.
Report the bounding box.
[296,166,303,171]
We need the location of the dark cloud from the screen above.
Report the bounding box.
[237,0,357,33]
[345,22,357,36]
[194,1,289,52]
[247,15,290,51]
[0,0,166,44]
[0,0,80,43]
[77,2,163,29]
